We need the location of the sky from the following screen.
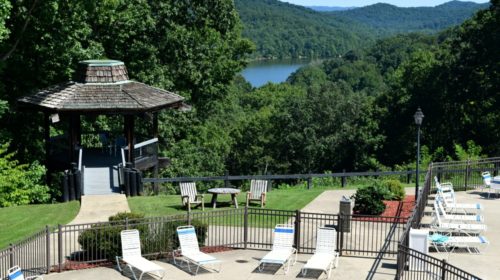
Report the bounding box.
[279,0,489,7]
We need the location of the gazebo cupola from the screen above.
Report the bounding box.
[18,59,185,176]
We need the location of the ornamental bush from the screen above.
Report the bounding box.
[351,183,389,215]
[78,212,208,261]
[383,179,405,201]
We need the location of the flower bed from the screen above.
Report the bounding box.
[353,195,415,223]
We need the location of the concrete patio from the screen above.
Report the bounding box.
[43,249,394,280]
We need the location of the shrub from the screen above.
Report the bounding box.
[78,212,147,261]
[383,180,405,201]
[351,183,388,215]
[149,220,208,252]
[78,212,209,261]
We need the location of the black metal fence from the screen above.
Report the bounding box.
[397,245,482,280]
[1,208,407,278]
[394,158,500,280]
[143,169,417,195]
[432,157,500,192]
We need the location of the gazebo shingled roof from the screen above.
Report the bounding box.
[18,60,184,113]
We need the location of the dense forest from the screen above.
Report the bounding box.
[0,0,499,205]
[235,0,489,58]
[234,0,373,59]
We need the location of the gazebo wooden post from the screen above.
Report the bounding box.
[152,112,159,194]
[44,112,51,185]
[68,114,79,163]
[125,115,135,166]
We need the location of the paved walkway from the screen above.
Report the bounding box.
[69,194,130,225]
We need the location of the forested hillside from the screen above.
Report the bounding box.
[0,0,498,205]
[234,0,375,59]
[331,1,490,34]
[235,0,489,58]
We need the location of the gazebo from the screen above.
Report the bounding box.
[18,60,186,194]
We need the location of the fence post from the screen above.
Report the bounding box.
[294,210,301,253]
[341,169,346,188]
[57,224,63,272]
[9,244,14,269]
[46,226,51,274]
[187,211,191,225]
[406,168,411,184]
[441,259,447,279]
[307,176,312,190]
[224,170,229,188]
[243,206,248,249]
[464,159,471,191]
[338,215,344,256]
[125,217,129,230]
[495,162,499,177]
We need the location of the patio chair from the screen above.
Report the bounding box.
[7,266,43,280]
[429,233,489,254]
[430,208,487,234]
[436,188,483,214]
[116,230,166,280]
[246,180,268,207]
[301,227,339,279]
[258,224,297,274]
[434,200,484,223]
[174,226,221,275]
[180,182,204,212]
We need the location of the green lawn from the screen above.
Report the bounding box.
[128,187,325,217]
[0,201,80,248]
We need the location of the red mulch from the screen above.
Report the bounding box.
[353,195,415,223]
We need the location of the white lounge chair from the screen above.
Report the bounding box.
[7,266,43,280]
[246,180,268,207]
[434,200,484,223]
[436,189,483,214]
[301,227,339,279]
[431,208,487,234]
[259,224,297,274]
[175,226,221,275]
[429,233,489,254]
[116,230,166,280]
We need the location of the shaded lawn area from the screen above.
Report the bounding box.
[128,187,325,217]
[0,201,80,248]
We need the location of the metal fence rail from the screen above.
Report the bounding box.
[1,208,413,278]
[397,245,482,280]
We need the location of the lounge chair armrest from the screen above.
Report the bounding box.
[261,192,266,199]
[181,195,190,203]
[196,194,204,199]
[246,192,251,198]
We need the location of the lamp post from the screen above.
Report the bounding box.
[414,108,424,201]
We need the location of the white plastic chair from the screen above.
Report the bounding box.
[301,227,339,279]
[429,233,489,254]
[116,230,166,280]
[436,187,483,214]
[258,224,297,274]
[175,226,221,275]
[431,208,487,234]
[7,266,43,280]
[434,200,484,223]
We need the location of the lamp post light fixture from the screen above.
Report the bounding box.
[414,107,424,201]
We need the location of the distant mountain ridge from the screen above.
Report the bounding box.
[307,6,355,12]
[235,0,489,59]
[330,1,490,34]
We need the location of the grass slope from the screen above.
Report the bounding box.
[0,201,80,248]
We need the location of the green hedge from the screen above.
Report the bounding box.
[78,212,208,261]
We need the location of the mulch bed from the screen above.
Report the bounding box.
[352,195,415,223]
[201,246,234,253]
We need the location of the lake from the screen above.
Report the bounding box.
[241,59,311,87]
